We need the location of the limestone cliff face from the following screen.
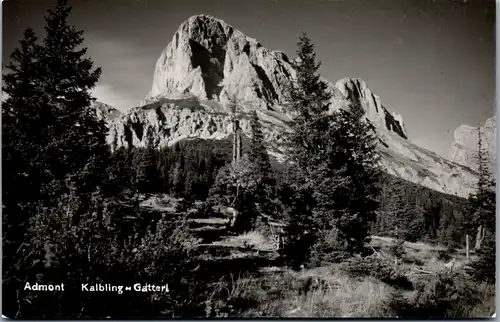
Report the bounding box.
[335,78,407,140]
[96,14,483,198]
[142,14,298,112]
[451,116,496,172]
[141,15,406,139]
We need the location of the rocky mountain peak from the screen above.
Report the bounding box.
[451,116,496,171]
[93,101,123,122]
[96,15,482,198]
[142,14,296,112]
[335,78,407,139]
[142,15,410,140]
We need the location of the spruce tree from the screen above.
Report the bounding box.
[2,29,48,316]
[2,28,45,259]
[37,0,106,196]
[248,110,274,216]
[136,128,159,195]
[309,101,381,264]
[469,128,496,231]
[467,127,496,284]
[320,102,381,253]
[376,175,411,238]
[281,33,333,268]
[249,110,271,176]
[283,35,379,265]
[1,0,132,317]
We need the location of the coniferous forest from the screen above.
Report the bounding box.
[2,0,495,318]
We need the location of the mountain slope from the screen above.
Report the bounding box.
[97,14,480,198]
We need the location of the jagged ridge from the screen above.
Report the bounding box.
[95,14,481,198]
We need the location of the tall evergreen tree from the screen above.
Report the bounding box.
[37,0,106,196]
[375,175,410,238]
[136,127,160,195]
[2,28,45,260]
[470,128,496,231]
[249,110,271,176]
[467,127,496,284]
[248,110,274,215]
[281,33,382,267]
[376,175,425,242]
[280,33,333,268]
[310,102,381,263]
[1,0,133,317]
[2,30,49,315]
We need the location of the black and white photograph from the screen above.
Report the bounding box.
[2,0,496,318]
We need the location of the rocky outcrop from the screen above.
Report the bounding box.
[95,14,485,198]
[103,96,289,161]
[335,78,407,139]
[142,15,403,138]
[451,116,496,172]
[94,101,123,122]
[142,15,298,112]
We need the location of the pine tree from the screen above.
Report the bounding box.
[376,175,411,238]
[281,33,382,266]
[37,0,106,196]
[467,127,496,284]
[248,110,274,216]
[280,33,333,268]
[2,0,135,317]
[331,102,381,251]
[470,128,495,231]
[249,110,271,176]
[310,101,382,263]
[2,29,49,316]
[2,28,45,261]
[136,128,159,195]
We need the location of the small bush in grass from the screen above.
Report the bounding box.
[437,247,456,262]
[341,255,413,290]
[389,239,406,260]
[308,228,354,267]
[205,274,265,317]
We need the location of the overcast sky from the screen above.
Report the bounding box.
[3,0,496,159]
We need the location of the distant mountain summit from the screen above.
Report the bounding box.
[96,14,481,198]
[142,14,293,110]
[451,116,496,172]
[141,15,408,138]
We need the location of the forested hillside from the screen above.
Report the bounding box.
[126,137,469,248]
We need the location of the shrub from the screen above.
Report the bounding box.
[388,272,493,318]
[341,255,413,290]
[205,274,263,317]
[437,247,456,262]
[308,228,354,267]
[389,239,406,259]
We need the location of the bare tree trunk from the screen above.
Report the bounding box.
[466,234,469,263]
[231,183,241,207]
[475,225,484,250]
